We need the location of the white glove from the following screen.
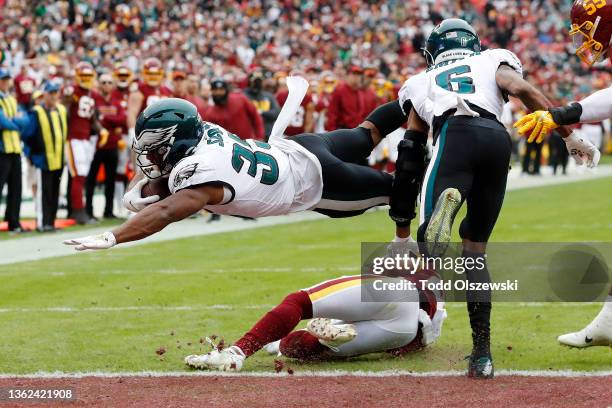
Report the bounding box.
[122,178,160,212]
[564,132,601,168]
[419,307,447,346]
[63,231,117,251]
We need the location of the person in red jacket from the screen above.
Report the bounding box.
[85,73,126,219]
[203,78,264,140]
[13,64,35,109]
[63,61,106,224]
[325,66,366,130]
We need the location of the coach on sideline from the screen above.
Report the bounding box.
[0,67,29,233]
[22,81,67,232]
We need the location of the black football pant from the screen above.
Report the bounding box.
[85,149,118,218]
[291,127,393,218]
[0,153,22,230]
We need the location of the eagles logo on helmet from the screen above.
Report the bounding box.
[75,61,96,90]
[133,98,203,179]
[142,57,165,87]
[570,0,612,66]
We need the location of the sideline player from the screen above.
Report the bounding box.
[514,1,609,348]
[397,18,597,378]
[184,270,446,372]
[64,78,423,250]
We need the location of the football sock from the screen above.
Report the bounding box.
[234,290,312,357]
[70,176,85,210]
[463,249,492,357]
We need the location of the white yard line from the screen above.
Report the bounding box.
[0,369,610,379]
[1,165,611,266]
[0,302,598,314]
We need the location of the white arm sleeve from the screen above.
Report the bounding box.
[578,86,612,123]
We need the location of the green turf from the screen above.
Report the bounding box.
[0,178,610,374]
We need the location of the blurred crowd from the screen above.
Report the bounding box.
[0,0,610,232]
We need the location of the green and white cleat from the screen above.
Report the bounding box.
[425,188,462,257]
[306,318,357,351]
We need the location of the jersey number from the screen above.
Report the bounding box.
[584,0,606,15]
[231,143,279,185]
[77,96,95,118]
[435,65,475,94]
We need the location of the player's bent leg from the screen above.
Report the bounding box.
[185,290,312,371]
[279,330,331,361]
[389,130,427,230]
[362,99,408,147]
[558,291,612,348]
[306,318,357,351]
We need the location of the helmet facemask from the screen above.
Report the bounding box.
[132,124,178,179]
[570,17,607,66]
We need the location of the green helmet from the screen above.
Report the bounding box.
[423,18,481,67]
[133,98,203,179]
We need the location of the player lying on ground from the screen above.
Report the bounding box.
[514,1,610,348]
[64,81,424,250]
[184,270,446,371]
[396,18,599,378]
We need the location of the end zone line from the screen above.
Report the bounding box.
[0,369,610,379]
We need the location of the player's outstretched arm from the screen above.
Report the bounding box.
[63,184,223,250]
[495,65,570,139]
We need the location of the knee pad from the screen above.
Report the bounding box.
[365,100,407,137]
[389,131,427,227]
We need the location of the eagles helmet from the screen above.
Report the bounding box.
[423,18,482,66]
[133,98,203,179]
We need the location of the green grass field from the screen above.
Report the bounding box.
[0,178,611,374]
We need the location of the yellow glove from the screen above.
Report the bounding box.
[513,111,559,143]
[99,128,109,148]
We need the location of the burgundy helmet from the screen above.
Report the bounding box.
[570,0,612,66]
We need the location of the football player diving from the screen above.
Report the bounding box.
[397,18,599,378]
[514,1,610,349]
[64,77,426,255]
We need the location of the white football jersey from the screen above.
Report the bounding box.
[399,49,523,127]
[168,122,323,218]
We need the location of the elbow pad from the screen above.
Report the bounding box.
[365,100,408,137]
[550,102,582,126]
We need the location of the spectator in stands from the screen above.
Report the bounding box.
[243,70,280,140]
[0,68,27,232]
[204,78,264,140]
[22,81,67,232]
[325,66,366,131]
[186,74,208,118]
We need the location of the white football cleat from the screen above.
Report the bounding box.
[184,346,245,371]
[557,304,612,348]
[306,318,357,351]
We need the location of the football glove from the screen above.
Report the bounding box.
[564,131,600,168]
[63,231,116,251]
[513,111,559,143]
[122,178,160,212]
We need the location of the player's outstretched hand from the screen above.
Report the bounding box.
[122,178,160,212]
[513,111,559,143]
[63,231,117,251]
[564,132,601,168]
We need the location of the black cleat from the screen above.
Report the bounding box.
[467,353,494,379]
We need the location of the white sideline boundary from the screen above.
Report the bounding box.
[0,369,610,379]
[0,302,600,314]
